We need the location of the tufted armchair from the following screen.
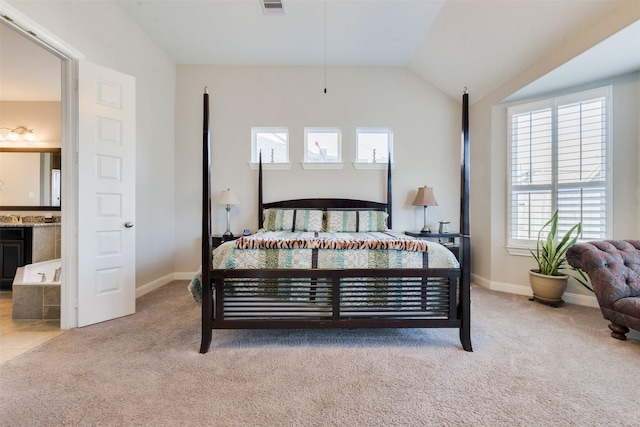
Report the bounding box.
[566,240,640,340]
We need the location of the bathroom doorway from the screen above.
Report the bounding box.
[1,4,137,332]
[0,20,64,358]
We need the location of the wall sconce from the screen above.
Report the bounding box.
[412,186,438,233]
[218,188,240,239]
[0,126,38,142]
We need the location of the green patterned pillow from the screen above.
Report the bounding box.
[324,210,388,232]
[358,210,389,232]
[294,209,323,232]
[263,209,323,232]
[324,211,357,232]
[263,209,294,231]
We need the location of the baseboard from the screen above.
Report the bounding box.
[135,273,176,298]
[173,272,197,281]
[135,272,196,298]
[471,273,599,308]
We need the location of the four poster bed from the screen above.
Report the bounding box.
[190,88,472,353]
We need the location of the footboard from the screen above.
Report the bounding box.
[200,267,471,352]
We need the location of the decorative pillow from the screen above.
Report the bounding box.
[263,209,323,232]
[358,210,389,232]
[294,209,323,232]
[324,210,388,232]
[324,211,358,232]
[263,209,294,231]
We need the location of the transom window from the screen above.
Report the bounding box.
[508,86,611,248]
[304,127,341,163]
[356,128,393,164]
[251,127,289,163]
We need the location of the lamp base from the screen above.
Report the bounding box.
[420,225,430,233]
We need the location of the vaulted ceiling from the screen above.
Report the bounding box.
[115,0,639,101]
[2,0,639,102]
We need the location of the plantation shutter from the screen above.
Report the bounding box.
[508,87,609,246]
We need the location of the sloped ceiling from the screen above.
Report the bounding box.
[2,1,639,102]
[115,0,637,101]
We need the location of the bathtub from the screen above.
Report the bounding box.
[12,258,61,320]
[15,258,62,285]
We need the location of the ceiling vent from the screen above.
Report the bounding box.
[262,0,284,15]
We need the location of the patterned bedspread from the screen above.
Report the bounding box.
[188,230,459,304]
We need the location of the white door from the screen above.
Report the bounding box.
[77,61,136,327]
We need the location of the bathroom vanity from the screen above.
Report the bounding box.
[0,226,32,290]
[0,220,61,290]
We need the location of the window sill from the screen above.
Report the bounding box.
[352,162,395,170]
[248,162,292,170]
[506,245,534,257]
[301,162,344,170]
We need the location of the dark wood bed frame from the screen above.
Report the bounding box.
[199,88,472,353]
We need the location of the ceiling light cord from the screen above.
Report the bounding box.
[324,0,327,94]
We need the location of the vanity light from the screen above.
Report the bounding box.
[0,126,38,142]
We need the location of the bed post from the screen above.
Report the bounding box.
[387,154,392,229]
[200,88,213,354]
[258,152,263,230]
[459,88,472,352]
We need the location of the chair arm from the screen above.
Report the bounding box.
[567,240,640,308]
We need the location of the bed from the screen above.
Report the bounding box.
[191,88,472,353]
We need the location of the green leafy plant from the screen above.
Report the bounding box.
[530,210,594,292]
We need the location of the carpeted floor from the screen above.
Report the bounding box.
[1,281,638,426]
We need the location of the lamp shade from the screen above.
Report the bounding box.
[412,186,438,207]
[218,189,239,205]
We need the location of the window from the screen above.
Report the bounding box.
[304,127,341,163]
[251,127,289,163]
[356,128,393,164]
[508,87,610,249]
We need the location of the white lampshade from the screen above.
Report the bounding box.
[218,189,239,205]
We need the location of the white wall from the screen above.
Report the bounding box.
[470,2,640,303]
[174,65,464,273]
[8,0,177,288]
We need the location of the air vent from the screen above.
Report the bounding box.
[262,0,284,15]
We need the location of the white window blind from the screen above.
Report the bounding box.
[508,87,610,247]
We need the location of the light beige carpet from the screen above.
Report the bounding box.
[1,281,638,427]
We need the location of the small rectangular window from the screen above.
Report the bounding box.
[356,128,392,163]
[304,127,341,163]
[252,127,289,163]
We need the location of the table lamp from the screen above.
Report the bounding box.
[218,189,240,238]
[412,186,438,233]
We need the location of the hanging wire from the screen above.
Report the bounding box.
[324,0,327,94]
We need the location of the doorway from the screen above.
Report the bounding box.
[0,8,81,331]
[1,4,137,332]
[0,20,65,359]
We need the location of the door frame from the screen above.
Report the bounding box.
[1,2,83,328]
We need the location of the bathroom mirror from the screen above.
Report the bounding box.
[0,147,61,211]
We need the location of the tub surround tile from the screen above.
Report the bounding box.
[12,280,61,321]
[12,286,44,320]
[43,305,60,320]
[32,227,57,263]
[43,286,60,305]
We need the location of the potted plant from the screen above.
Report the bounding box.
[529,210,593,306]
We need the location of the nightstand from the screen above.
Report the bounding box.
[212,235,241,248]
[405,231,461,261]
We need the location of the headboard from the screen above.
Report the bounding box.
[257,155,393,230]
